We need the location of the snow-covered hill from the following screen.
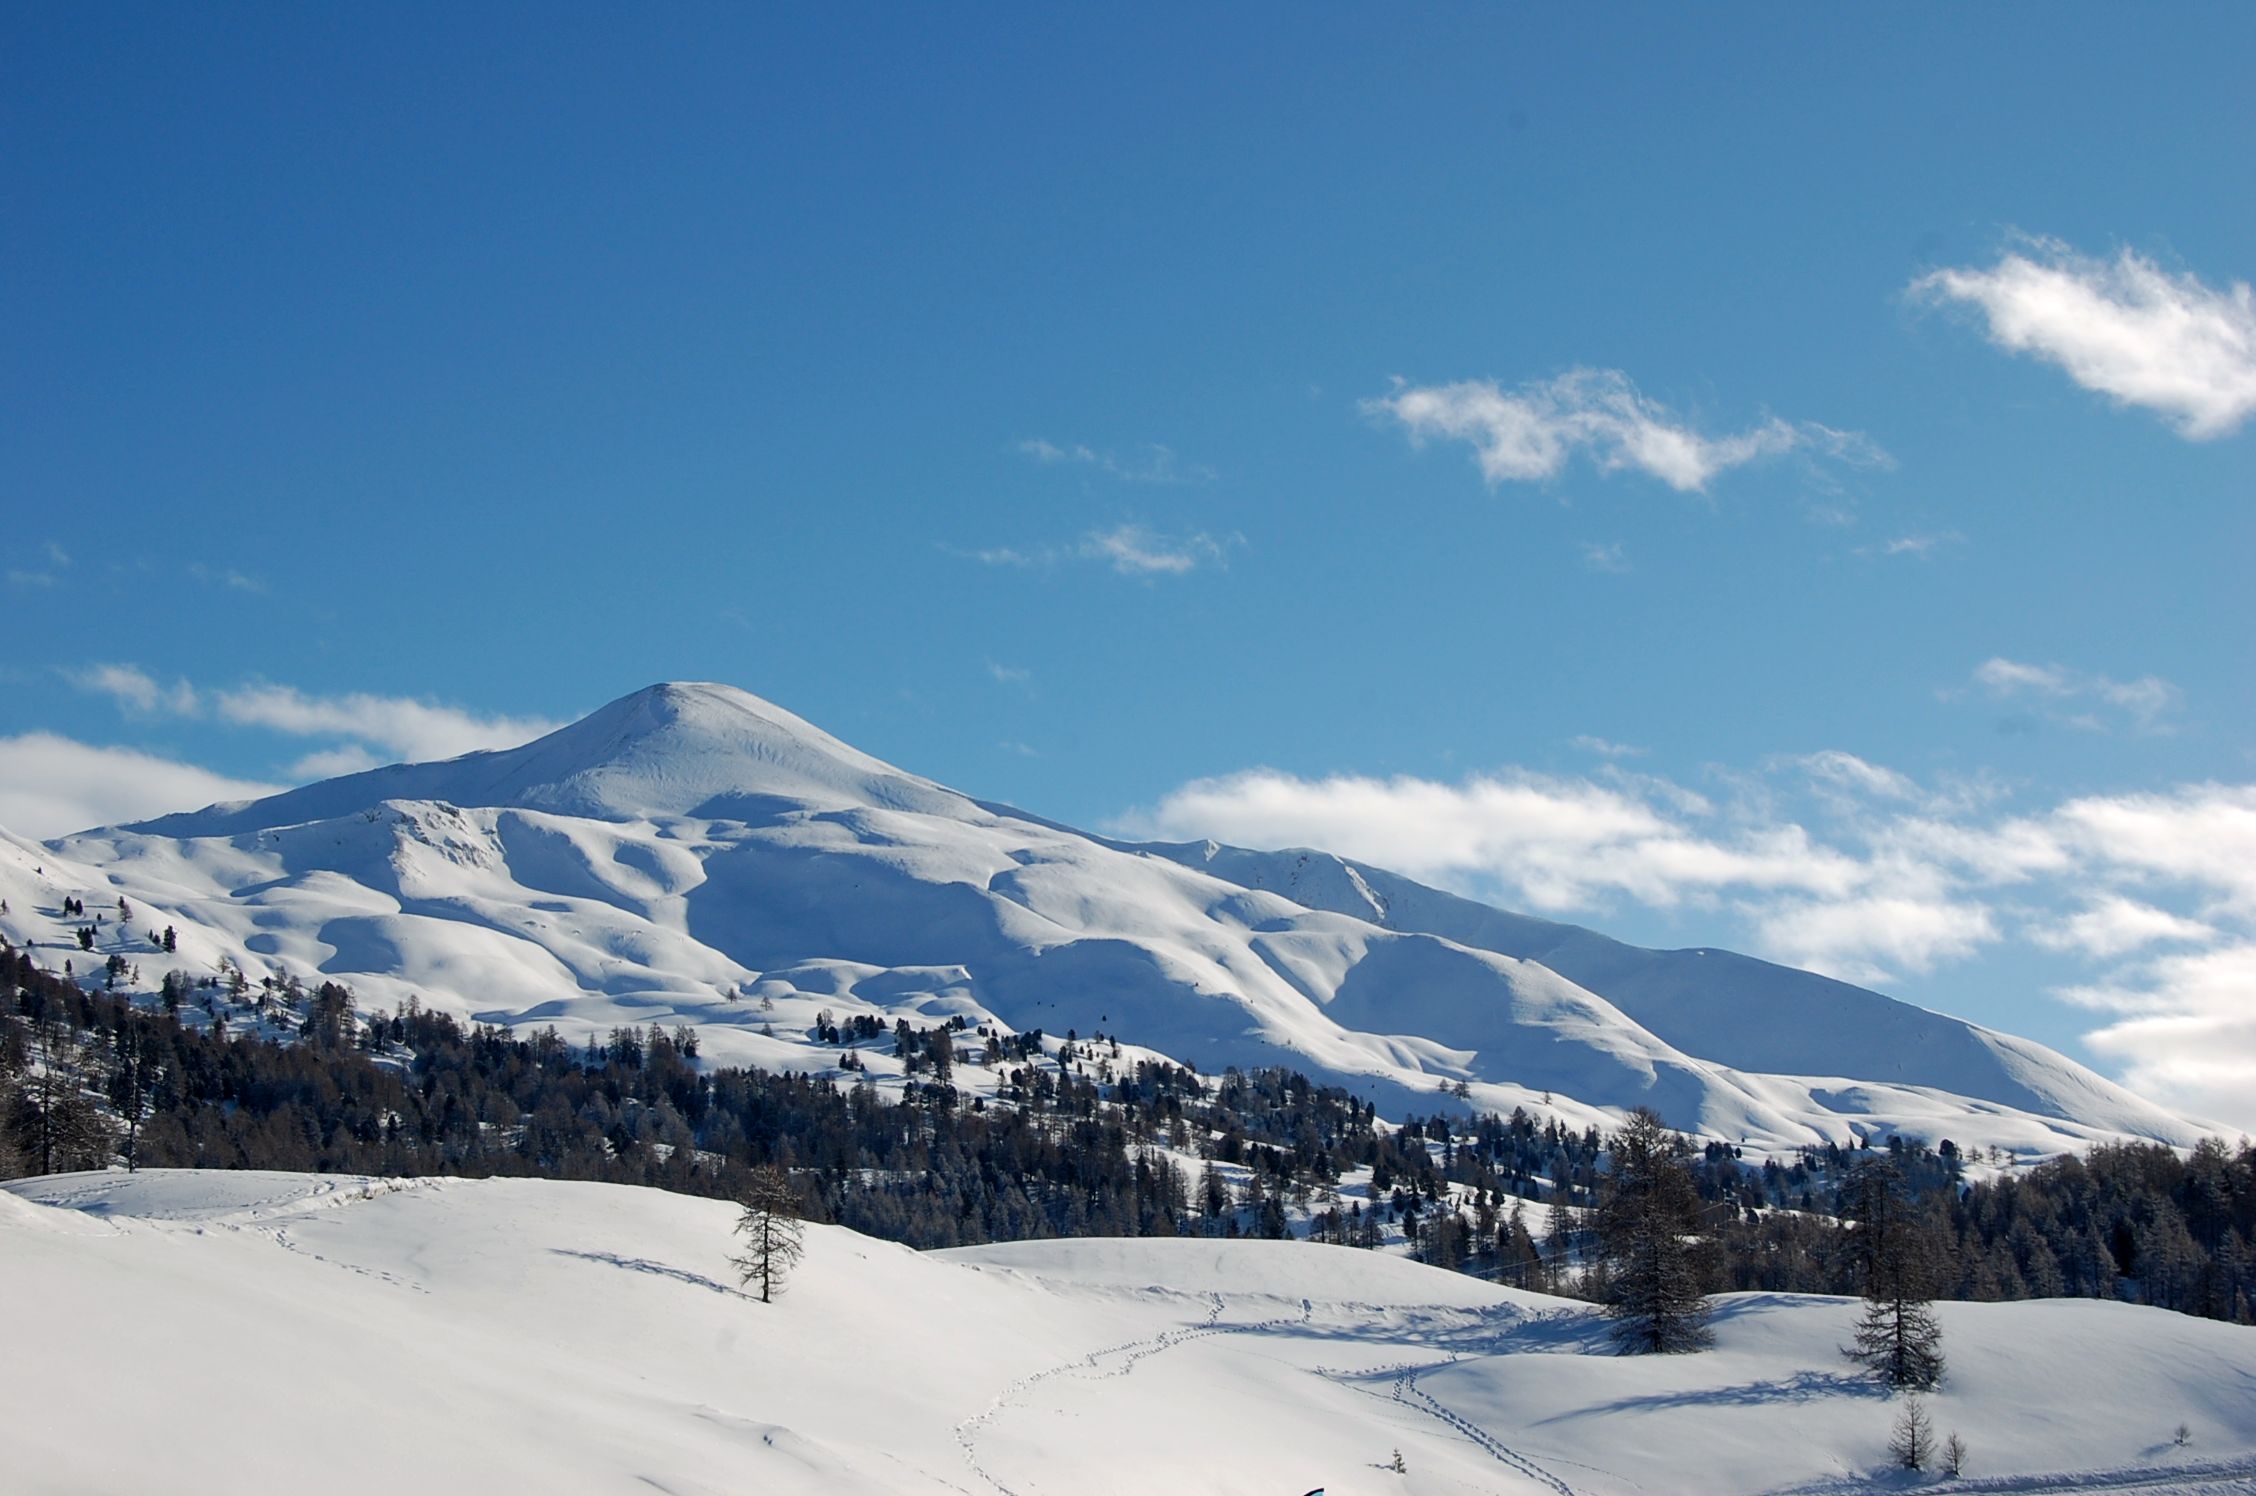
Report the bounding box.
[7,1170,2254,1495]
[0,682,2211,1154]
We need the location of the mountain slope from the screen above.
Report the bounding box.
[1127,840,2176,1143]
[0,682,2210,1153]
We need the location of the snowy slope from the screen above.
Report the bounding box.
[0,682,2211,1154]
[7,1170,2255,1496]
[1130,841,2198,1146]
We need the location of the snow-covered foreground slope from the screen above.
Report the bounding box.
[7,1171,2255,1495]
[0,683,2210,1154]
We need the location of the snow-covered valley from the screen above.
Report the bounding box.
[6,1169,2253,1496]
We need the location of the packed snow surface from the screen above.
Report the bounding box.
[6,1170,2254,1495]
[0,682,2213,1155]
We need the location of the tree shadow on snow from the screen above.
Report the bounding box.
[550,1248,757,1301]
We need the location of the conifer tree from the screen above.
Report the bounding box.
[1595,1107,1713,1353]
[1843,1159,1945,1389]
[731,1164,806,1303]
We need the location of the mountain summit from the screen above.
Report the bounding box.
[3,682,2212,1155]
[134,682,974,836]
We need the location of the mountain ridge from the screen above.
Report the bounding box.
[1,681,2214,1155]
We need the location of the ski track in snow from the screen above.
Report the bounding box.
[957,1288,1592,1496]
[955,1290,1316,1496]
[42,1173,448,1294]
[1388,1353,1578,1495]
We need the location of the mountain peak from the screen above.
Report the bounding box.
[124,681,974,836]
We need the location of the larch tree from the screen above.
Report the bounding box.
[1594,1107,1714,1353]
[731,1163,806,1303]
[1842,1158,1946,1390]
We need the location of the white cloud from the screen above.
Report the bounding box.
[2051,783,2256,916]
[2032,895,2217,960]
[69,663,200,716]
[986,661,1032,687]
[285,745,386,780]
[1570,735,1647,759]
[1114,767,1862,914]
[1080,525,1233,576]
[2067,942,2256,1130]
[64,666,561,779]
[1968,656,2179,732]
[965,526,1236,577]
[1752,894,1998,984]
[186,561,265,594]
[0,733,281,837]
[1798,750,1922,804]
[213,683,561,764]
[1579,541,1630,574]
[1914,241,2256,439]
[1857,531,1964,560]
[1016,437,1215,484]
[1118,748,2256,1121]
[1366,368,1884,493]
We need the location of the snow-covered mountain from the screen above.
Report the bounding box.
[10,1170,2256,1494]
[0,682,2211,1154]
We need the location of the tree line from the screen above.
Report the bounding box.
[4,938,2250,1330]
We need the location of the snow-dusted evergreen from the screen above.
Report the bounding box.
[0,683,2213,1156]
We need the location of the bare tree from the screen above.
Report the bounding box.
[1888,1396,1935,1471]
[730,1164,806,1303]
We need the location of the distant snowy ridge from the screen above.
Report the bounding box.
[0,682,2214,1155]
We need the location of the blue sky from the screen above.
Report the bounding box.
[5,6,2253,1123]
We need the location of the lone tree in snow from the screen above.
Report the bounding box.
[1594,1107,1713,1354]
[1842,1158,1945,1390]
[1888,1396,1935,1471]
[730,1164,805,1303]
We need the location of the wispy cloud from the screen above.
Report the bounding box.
[186,561,265,594]
[1965,656,2179,733]
[70,663,200,716]
[2032,895,2217,961]
[1913,239,2256,438]
[5,541,73,589]
[0,733,281,837]
[2066,941,2256,1130]
[959,525,1238,578]
[1366,368,1885,493]
[213,683,561,764]
[986,661,1033,687]
[1080,524,1232,576]
[1016,437,1216,484]
[1570,735,1647,759]
[1578,541,1631,574]
[1855,531,1965,561]
[66,665,564,775]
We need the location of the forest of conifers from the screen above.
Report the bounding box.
[4,939,2251,1324]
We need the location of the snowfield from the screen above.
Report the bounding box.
[4,1170,2252,1495]
[0,684,2213,1159]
